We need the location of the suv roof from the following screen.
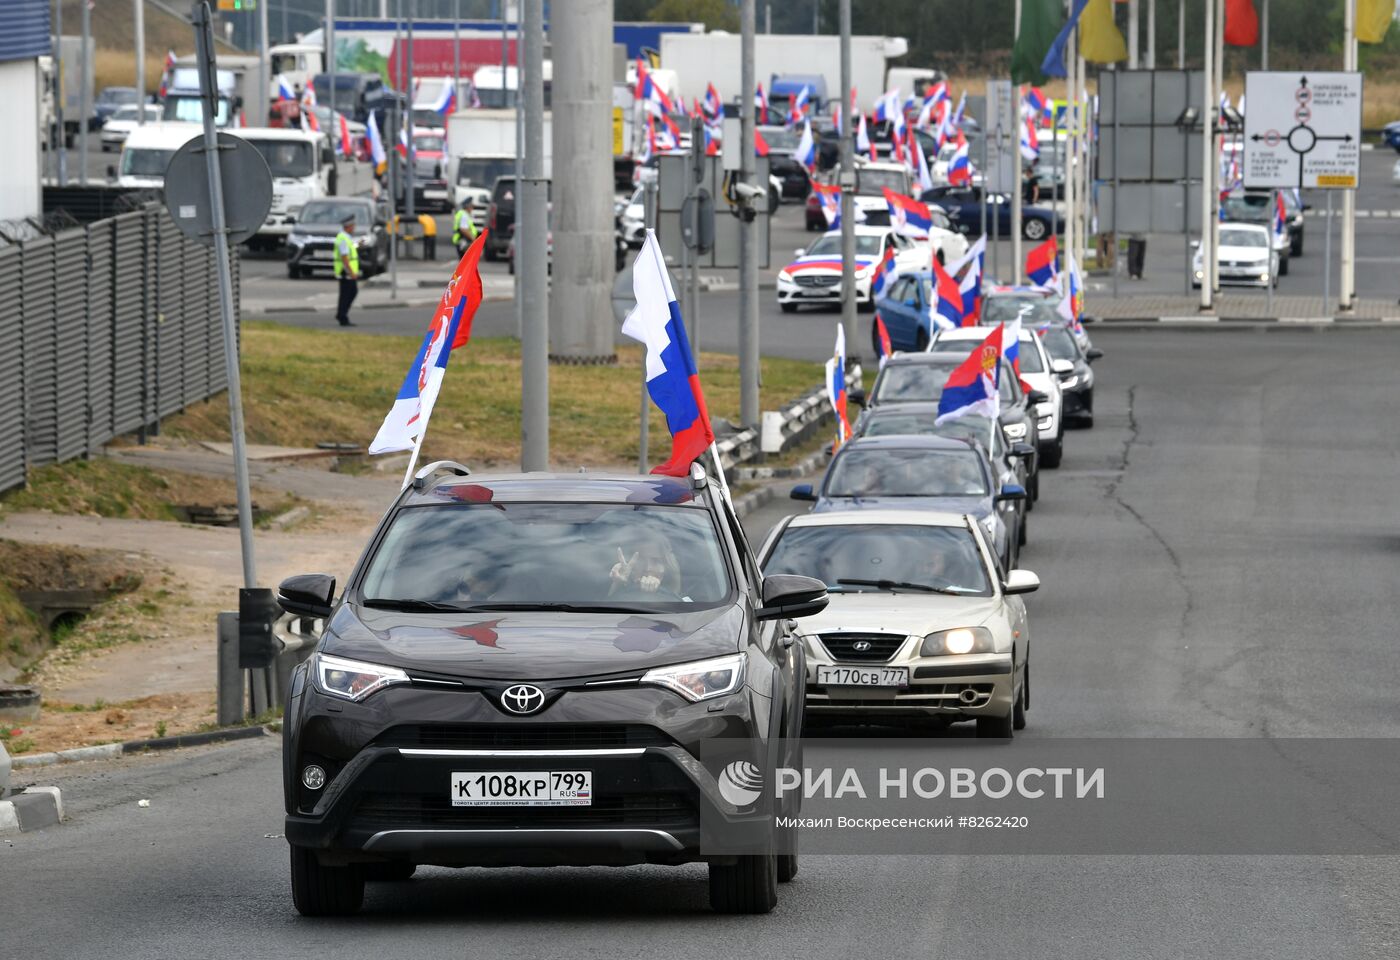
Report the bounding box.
[406,472,707,507]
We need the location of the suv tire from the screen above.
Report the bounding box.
[290,845,365,916]
[709,854,778,914]
[976,710,1014,739]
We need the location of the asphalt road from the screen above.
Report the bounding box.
[7,328,1399,959]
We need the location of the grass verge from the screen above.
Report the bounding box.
[162,323,825,469]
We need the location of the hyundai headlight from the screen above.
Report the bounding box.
[313,652,409,702]
[641,653,746,702]
[1004,422,1028,439]
[920,626,994,656]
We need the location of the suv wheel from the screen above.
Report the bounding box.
[709,854,778,913]
[290,845,364,916]
[1040,437,1063,469]
[976,710,1014,739]
[777,818,799,883]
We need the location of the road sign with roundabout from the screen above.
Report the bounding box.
[1243,71,1361,189]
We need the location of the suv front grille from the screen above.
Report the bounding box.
[375,723,674,750]
[820,633,907,663]
[352,792,695,828]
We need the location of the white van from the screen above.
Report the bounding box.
[114,122,203,189]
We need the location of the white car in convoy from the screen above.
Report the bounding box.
[928,324,1066,469]
[759,509,1039,738]
[100,104,162,151]
[1193,222,1278,289]
[777,225,929,313]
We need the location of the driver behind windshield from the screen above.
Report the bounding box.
[608,535,682,599]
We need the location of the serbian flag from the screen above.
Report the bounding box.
[957,243,985,325]
[788,85,811,126]
[1273,190,1288,242]
[825,325,851,450]
[884,188,933,239]
[1024,86,1052,126]
[936,324,1003,426]
[855,112,875,161]
[755,127,771,156]
[874,313,894,368]
[703,125,720,156]
[1026,236,1059,287]
[703,82,722,119]
[369,232,488,455]
[792,119,816,172]
[636,59,674,117]
[276,75,297,102]
[1020,116,1040,162]
[870,244,897,300]
[755,83,769,124]
[947,135,973,186]
[622,231,716,477]
[931,255,964,331]
[338,113,353,157]
[812,181,842,228]
[367,111,388,175]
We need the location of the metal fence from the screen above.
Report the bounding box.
[0,203,238,495]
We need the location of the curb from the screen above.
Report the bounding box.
[0,786,63,835]
[1089,316,1400,327]
[732,448,828,519]
[10,724,271,770]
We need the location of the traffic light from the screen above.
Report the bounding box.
[216,0,256,10]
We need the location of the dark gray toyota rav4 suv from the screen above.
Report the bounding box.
[278,463,827,916]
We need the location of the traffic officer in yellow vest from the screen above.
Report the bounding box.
[453,198,479,256]
[333,214,360,327]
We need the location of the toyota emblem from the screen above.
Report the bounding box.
[499,684,546,715]
[852,640,872,652]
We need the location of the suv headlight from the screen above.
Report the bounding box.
[1003,422,1028,439]
[641,653,746,702]
[313,652,409,702]
[1059,375,1080,389]
[921,627,994,656]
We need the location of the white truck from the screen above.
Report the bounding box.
[445,109,551,224]
[115,125,333,246]
[658,33,908,107]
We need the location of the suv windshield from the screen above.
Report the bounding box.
[873,361,1017,404]
[766,523,991,596]
[825,447,989,497]
[983,297,1060,329]
[932,337,1044,373]
[358,502,732,611]
[1038,326,1079,360]
[856,169,909,196]
[299,201,369,228]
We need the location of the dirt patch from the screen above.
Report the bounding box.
[0,692,219,756]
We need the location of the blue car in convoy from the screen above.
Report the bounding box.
[872,269,938,353]
[790,435,1027,570]
[1383,120,1400,152]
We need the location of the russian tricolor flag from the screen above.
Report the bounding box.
[1020,116,1040,162]
[856,112,875,161]
[870,244,897,300]
[931,255,964,331]
[429,80,457,117]
[276,76,297,102]
[935,324,1003,426]
[1026,236,1059,287]
[369,232,488,456]
[825,325,851,450]
[636,60,674,117]
[792,119,816,172]
[622,231,715,478]
[755,83,768,125]
[884,188,933,239]
[947,136,972,186]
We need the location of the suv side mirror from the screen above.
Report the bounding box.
[790,483,816,502]
[1009,441,1036,459]
[1027,390,1050,405]
[755,574,829,621]
[995,483,1027,503]
[1051,358,1074,375]
[277,573,336,619]
[1003,569,1040,595]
